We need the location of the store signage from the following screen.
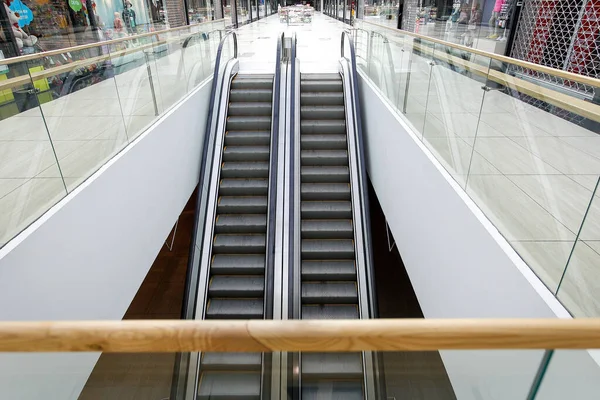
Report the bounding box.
[69,0,82,12]
[9,0,34,27]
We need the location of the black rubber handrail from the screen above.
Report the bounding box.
[288,32,298,321]
[341,29,385,400]
[170,30,237,400]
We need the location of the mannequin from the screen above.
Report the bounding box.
[2,0,37,52]
[122,1,136,34]
[487,0,504,39]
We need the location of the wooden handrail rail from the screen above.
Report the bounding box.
[358,20,600,89]
[0,319,599,352]
[0,19,225,67]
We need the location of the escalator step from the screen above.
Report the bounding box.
[301,150,348,166]
[301,219,354,239]
[300,92,344,106]
[202,353,262,370]
[302,282,358,303]
[220,179,268,196]
[225,131,271,146]
[221,162,269,179]
[302,353,363,378]
[213,234,266,254]
[301,201,352,218]
[227,116,271,131]
[223,146,270,162]
[212,254,265,274]
[302,239,355,259]
[301,73,341,81]
[301,183,351,200]
[209,276,265,297]
[301,134,347,150]
[301,381,364,400]
[198,371,261,399]
[302,304,359,319]
[206,298,263,319]
[230,89,272,102]
[300,80,343,92]
[231,77,273,90]
[302,260,356,280]
[218,196,268,214]
[301,105,345,120]
[301,166,350,183]
[215,214,267,234]
[301,120,346,135]
[228,102,272,116]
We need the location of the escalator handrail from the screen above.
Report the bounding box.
[265,31,284,321]
[171,30,237,400]
[288,32,298,321]
[182,30,237,321]
[340,30,377,319]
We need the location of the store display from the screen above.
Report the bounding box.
[279,5,312,25]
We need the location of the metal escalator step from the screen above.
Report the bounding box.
[301,219,353,239]
[301,353,363,379]
[209,276,265,297]
[231,77,273,90]
[302,260,356,280]
[201,353,263,371]
[213,234,266,254]
[198,371,261,399]
[221,162,269,179]
[212,254,265,274]
[301,106,345,120]
[301,380,364,400]
[301,150,348,166]
[223,146,270,162]
[301,134,347,150]
[230,89,272,102]
[300,80,344,92]
[218,196,268,214]
[302,239,355,259]
[302,304,359,319]
[302,282,358,303]
[215,214,267,234]
[301,92,344,106]
[301,73,341,81]
[227,116,271,131]
[301,166,350,183]
[301,201,352,218]
[225,131,271,146]
[301,120,346,135]
[301,183,350,200]
[228,102,272,116]
[206,298,263,319]
[220,179,268,196]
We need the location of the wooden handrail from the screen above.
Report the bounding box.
[0,19,224,67]
[0,319,599,352]
[358,20,600,89]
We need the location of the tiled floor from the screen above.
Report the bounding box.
[0,29,219,246]
[356,29,600,317]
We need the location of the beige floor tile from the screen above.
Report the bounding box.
[466,175,575,241]
[557,240,600,317]
[0,177,66,245]
[510,136,600,175]
[473,137,561,175]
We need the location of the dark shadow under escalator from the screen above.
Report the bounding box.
[367,179,456,400]
[78,192,197,400]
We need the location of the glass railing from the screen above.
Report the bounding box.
[0,319,598,399]
[353,20,600,319]
[0,20,226,248]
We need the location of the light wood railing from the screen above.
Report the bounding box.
[1,319,599,352]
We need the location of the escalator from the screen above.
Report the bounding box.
[289,33,379,399]
[197,74,273,400]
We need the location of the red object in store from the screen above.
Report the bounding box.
[567,0,600,79]
[525,0,557,76]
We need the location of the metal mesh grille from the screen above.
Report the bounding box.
[510,0,599,96]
